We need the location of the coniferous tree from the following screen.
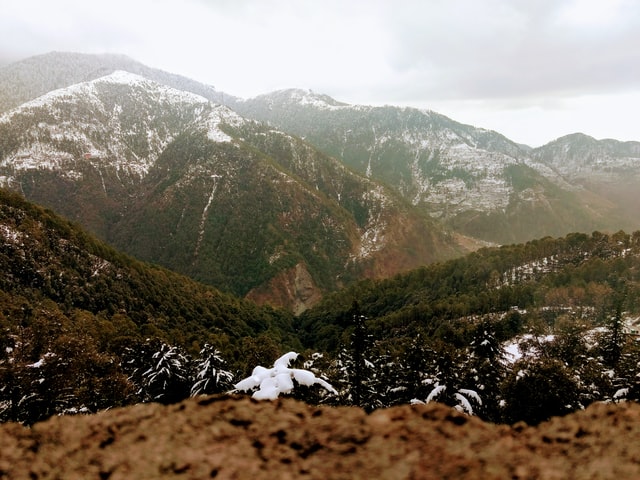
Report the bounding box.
[140,342,191,404]
[334,301,381,411]
[350,302,369,407]
[387,334,434,405]
[190,344,234,396]
[465,320,507,421]
[421,342,482,416]
[501,358,580,425]
[600,297,625,369]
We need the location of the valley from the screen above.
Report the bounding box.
[0,53,639,432]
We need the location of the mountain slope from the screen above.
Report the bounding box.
[0,69,458,312]
[0,188,296,346]
[300,229,640,351]
[233,90,626,244]
[0,51,233,113]
[532,133,640,232]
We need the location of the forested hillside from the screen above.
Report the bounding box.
[1,53,639,429]
[302,230,640,348]
[2,189,638,426]
[0,189,297,423]
[295,230,640,424]
[0,68,458,312]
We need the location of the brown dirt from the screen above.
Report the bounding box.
[0,396,638,479]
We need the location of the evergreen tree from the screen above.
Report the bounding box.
[350,301,369,407]
[387,334,434,405]
[333,301,381,411]
[190,344,234,396]
[140,342,191,404]
[421,342,482,416]
[501,358,580,425]
[600,297,625,369]
[464,320,507,421]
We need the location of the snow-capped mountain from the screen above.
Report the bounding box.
[0,70,236,181]
[532,133,640,181]
[2,52,639,310]
[0,51,233,114]
[233,89,636,244]
[0,63,456,312]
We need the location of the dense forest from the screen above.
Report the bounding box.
[1,188,639,426]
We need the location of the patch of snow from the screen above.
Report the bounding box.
[234,352,337,400]
[426,385,447,403]
[502,334,556,363]
[0,224,24,245]
[613,388,629,400]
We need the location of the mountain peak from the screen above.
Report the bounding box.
[0,51,236,114]
[253,88,349,109]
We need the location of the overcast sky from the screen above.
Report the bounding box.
[1,0,639,147]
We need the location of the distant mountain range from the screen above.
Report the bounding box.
[0,53,456,312]
[1,52,639,311]
[232,89,640,243]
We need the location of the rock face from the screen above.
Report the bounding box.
[0,396,638,479]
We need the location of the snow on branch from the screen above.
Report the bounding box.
[234,352,337,400]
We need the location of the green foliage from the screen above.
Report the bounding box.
[300,230,640,353]
[0,188,300,422]
[501,358,580,425]
[2,188,640,426]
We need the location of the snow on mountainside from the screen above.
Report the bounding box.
[0,71,240,186]
[233,89,631,244]
[0,63,458,312]
[234,90,523,215]
[0,51,233,114]
[532,133,640,181]
[2,52,639,307]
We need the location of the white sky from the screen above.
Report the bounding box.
[1,0,639,147]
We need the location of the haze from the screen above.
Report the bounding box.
[1,0,639,147]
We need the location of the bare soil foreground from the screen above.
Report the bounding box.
[0,396,639,479]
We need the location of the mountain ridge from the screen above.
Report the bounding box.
[233,88,640,243]
[2,52,639,309]
[0,61,458,312]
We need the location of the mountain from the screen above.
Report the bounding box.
[0,62,458,313]
[531,133,640,232]
[300,229,640,351]
[3,52,638,312]
[0,51,234,113]
[0,188,296,347]
[232,89,633,244]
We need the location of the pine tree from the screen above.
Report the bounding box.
[190,344,233,396]
[501,357,580,425]
[333,301,381,411]
[601,298,625,369]
[421,342,482,416]
[350,302,369,407]
[464,320,507,421]
[140,342,191,404]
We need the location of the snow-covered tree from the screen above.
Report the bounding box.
[329,302,385,411]
[417,343,482,416]
[140,342,191,404]
[599,302,626,368]
[378,335,433,407]
[190,344,234,396]
[464,320,508,421]
[234,352,337,400]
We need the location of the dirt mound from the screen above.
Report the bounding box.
[0,396,638,479]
